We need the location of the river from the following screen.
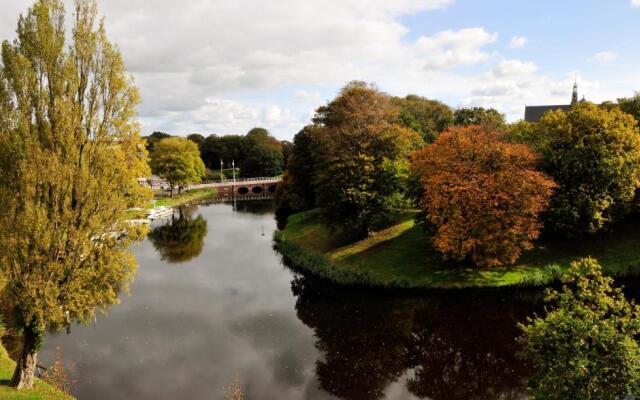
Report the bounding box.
[37,200,542,400]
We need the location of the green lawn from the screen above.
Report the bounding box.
[0,346,73,400]
[275,209,640,289]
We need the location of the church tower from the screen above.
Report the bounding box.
[571,81,578,104]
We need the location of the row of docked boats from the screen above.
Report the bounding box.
[145,206,174,221]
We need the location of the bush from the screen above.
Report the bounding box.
[518,258,640,400]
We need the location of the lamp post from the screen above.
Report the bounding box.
[220,159,224,183]
[232,160,236,211]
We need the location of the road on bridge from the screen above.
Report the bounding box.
[185,177,282,196]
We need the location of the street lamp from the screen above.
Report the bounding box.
[232,160,236,183]
[220,159,224,183]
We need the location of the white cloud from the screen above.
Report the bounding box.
[294,90,322,103]
[509,36,527,48]
[492,59,538,77]
[592,51,618,63]
[415,28,498,69]
[2,0,638,135]
[632,0,640,7]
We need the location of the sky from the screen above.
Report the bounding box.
[1,0,640,140]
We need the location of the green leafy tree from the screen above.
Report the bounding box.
[0,0,152,389]
[145,131,171,152]
[453,107,505,130]
[392,95,453,143]
[277,125,327,212]
[313,81,423,238]
[240,127,284,178]
[618,92,640,124]
[150,137,206,196]
[186,133,205,148]
[518,258,640,400]
[539,102,640,236]
[200,134,246,170]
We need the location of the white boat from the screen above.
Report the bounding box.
[127,219,151,226]
[146,206,174,221]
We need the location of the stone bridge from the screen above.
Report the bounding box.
[185,176,282,197]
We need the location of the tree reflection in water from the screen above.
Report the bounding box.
[148,206,208,263]
[291,274,541,400]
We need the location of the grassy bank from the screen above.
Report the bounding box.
[275,209,640,289]
[0,345,74,400]
[154,188,217,208]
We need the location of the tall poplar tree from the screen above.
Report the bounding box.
[0,0,151,389]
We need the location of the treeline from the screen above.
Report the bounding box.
[277,80,640,268]
[144,127,292,180]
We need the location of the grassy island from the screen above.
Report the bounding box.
[275,209,640,289]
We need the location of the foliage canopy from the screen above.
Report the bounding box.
[538,102,640,236]
[413,125,555,267]
[518,258,640,400]
[150,136,206,196]
[0,0,151,389]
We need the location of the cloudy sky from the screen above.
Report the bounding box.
[2,0,640,140]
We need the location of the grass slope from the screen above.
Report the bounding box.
[275,209,640,289]
[0,346,73,400]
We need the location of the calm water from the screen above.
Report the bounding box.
[36,201,541,400]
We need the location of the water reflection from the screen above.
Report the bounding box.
[20,201,550,400]
[292,274,540,400]
[148,206,208,263]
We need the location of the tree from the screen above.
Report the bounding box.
[413,125,556,267]
[538,102,640,236]
[453,107,505,130]
[240,127,284,178]
[281,140,293,169]
[148,207,208,263]
[313,81,423,238]
[0,0,152,389]
[279,125,327,212]
[150,137,205,196]
[618,92,640,124]
[145,131,171,152]
[200,134,246,170]
[186,133,205,148]
[518,258,640,400]
[246,127,270,138]
[392,95,453,143]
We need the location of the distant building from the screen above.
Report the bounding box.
[524,83,585,122]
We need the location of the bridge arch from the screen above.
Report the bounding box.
[252,186,264,194]
[237,187,249,195]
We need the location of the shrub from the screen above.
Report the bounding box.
[518,258,640,400]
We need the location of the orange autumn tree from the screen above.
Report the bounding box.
[413,125,556,268]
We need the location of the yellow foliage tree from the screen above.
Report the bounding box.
[0,0,151,389]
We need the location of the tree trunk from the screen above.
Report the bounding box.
[11,326,39,390]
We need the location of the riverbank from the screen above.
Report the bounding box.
[0,345,74,400]
[274,209,640,289]
[154,188,217,208]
